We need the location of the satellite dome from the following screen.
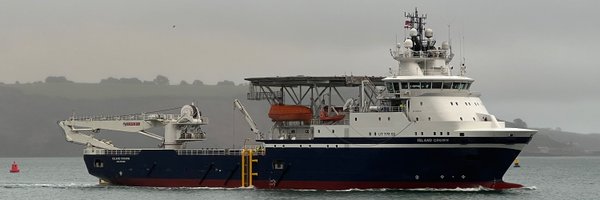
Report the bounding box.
[409,28,418,37]
[425,28,433,38]
[403,39,413,48]
[441,41,450,50]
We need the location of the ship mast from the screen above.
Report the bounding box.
[391,8,453,77]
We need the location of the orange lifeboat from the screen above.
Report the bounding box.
[268,104,312,123]
[320,106,345,122]
[10,161,19,173]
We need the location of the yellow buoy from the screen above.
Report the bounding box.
[513,159,521,168]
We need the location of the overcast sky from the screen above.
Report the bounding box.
[1,0,598,133]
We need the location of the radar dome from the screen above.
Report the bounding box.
[425,28,433,38]
[409,28,418,37]
[441,41,450,50]
[403,39,413,48]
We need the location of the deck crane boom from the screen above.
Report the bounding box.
[58,104,208,150]
[233,99,263,140]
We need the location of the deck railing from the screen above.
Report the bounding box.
[84,147,265,156]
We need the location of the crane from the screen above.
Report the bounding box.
[58,104,208,150]
[233,99,263,140]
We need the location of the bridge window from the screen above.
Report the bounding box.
[386,82,394,93]
[442,82,452,89]
[421,82,432,89]
[393,82,400,93]
[465,83,471,89]
[452,82,460,89]
[409,82,421,89]
[432,82,442,89]
[401,82,408,89]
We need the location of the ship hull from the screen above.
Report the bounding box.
[84,141,526,190]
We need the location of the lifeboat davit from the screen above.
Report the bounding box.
[268,104,312,123]
[320,106,345,122]
[9,161,19,173]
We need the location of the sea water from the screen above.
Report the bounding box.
[0,157,599,200]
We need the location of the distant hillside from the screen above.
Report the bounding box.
[505,120,600,156]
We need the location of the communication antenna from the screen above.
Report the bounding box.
[460,35,467,76]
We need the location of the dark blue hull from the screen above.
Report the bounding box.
[84,138,528,189]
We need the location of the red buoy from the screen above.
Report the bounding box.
[9,161,20,173]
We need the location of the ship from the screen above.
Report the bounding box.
[58,9,536,190]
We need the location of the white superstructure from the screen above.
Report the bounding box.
[247,8,535,148]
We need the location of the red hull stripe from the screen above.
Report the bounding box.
[109,178,523,190]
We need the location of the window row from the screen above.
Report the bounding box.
[386,81,472,93]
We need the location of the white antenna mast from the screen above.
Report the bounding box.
[460,35,467,76]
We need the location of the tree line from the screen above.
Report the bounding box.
[21,75,238,86]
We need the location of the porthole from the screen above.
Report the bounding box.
[416,117,419,121]
[473,117,476,121]
[459,133,464,136]
[414,132,417,135]
[428,117,431,121]
[355,117,357,121]
[460,117,463,121]
[420,132,424,135]
[318,130,320,133]
[450,102,453,106]
[336,145,339,148]
[369,132,372,136]
[300,145,303,148]
[309,145,312,148]
[434,132,436,135]
[388,117,391,121]
[447,132,450,135]
[378,117,381,121]
[332,130,335,133]
[455,102,458,105]
[420,102,423,106]
[465,102,468,106]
